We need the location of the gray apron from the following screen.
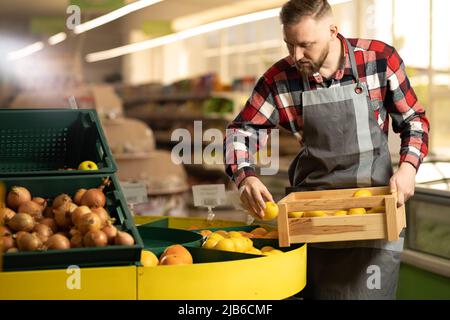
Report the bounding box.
[287,40,404,300]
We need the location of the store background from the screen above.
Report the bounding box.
[0,0,448,299]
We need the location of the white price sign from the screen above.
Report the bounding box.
[120,181,148,205]
[192,184,226,208]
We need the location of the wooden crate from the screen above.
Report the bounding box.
[277,187,406,247]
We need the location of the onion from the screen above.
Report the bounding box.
[6,186,32,210]
[114,231,135,246]
[55,231,71,238]
[77,213,102,234]
[32,197,47,209]
[83,230,108,247]
[7,213,35,232]
[43,206,54,219]
[91,207,110,227]
[33,223,53,242]
[6,247,19,253]
[102,224,117,244]
[39,218,58,233]
[17,232,42,251]
[54,202,78,229]
[71,206,91,226]
[14,231,29,242]
[0,225,12,237]
[0,236,15,252]
[46,234,70,250]
[73,189,87,205]
[70,233,84,248]
[52,194,72,209]
[80,189,106,208]
[0,208,16,225]
[18,201,44,220]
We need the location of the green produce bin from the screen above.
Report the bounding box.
[1,174,143,272]
[0,109,117,176]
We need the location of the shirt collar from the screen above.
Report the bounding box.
[305,33,351,84]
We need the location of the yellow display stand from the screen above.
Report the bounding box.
[0,266,136,300]
[137,245,306,300]
[0,217,307,300]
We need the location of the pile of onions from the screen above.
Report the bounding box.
[1,180,135,253]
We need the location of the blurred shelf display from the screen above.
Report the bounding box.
[404,187,450,278]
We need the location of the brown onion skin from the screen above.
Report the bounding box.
[80,189,106,208]
[17,233,42,251]
[0,225,12,237]
[7,186,32,210]
[0,208,16,225]
[18,201,44,220]
[71,206,91,226]
[32,197,47,209]
[84,230,108,247]
[52,194,72,209]
[14,231,29,242]
[46,234,71,250]
[91,207,110,227]
[73,189,87,206]
[77,213,102,235]
[0,236,15,252]
[7,213,35,232]
[70,233,84,248]
[102,224,118,244]
[33,223,54,242]
[114,231,135,246]
[39,218,58,233]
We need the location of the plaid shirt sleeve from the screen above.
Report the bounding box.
[224,76,280,187]
[385,48,430,171]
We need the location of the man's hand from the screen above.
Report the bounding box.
[239,176,274,219]
[389,162,417,207]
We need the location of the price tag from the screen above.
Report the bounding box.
[121,181,148,205]
[192,184,226,208]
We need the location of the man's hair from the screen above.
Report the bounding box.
[280,0,332,26]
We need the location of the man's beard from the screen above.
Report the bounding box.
[295,44,330,76]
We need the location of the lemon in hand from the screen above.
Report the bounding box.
[262,202,279,221]
[78,160,98,170]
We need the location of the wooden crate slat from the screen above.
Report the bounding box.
[278,203,290,247]
[292,186,390,200]
[286,196,386,212]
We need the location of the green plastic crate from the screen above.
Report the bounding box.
[138,226,203,257]
[1,174,143,272]
[0,109,117,176]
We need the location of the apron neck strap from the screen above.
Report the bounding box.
[301,38,361,91]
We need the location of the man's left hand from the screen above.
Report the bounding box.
[389,162,417,207]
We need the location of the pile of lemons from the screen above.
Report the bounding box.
[288,189,386,218]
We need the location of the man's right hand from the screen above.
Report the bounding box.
[239,176,274,220]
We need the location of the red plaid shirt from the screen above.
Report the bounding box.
[224,34,430,187]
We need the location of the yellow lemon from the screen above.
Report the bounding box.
[230,237,247,253]
[208,233,225,242]
[215,230,229,238]
[353,189,373,198]
[78,160,98,170]
[270,249,284,255]
[262,251,273,256]
[140,250,159,267]
[304,211,328,217]
[367,206,386,213]
[288,211,304,218]
[262,202,279,221]
[245,248,262,255]
[214,239,235,252]
[261,246,275,253]
[202,238,219,249]
[348,208,367,215]
[228,231,243,238]
[334,210,348,216]
[242,237,253,250]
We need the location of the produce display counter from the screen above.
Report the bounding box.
[0,217,307,300]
